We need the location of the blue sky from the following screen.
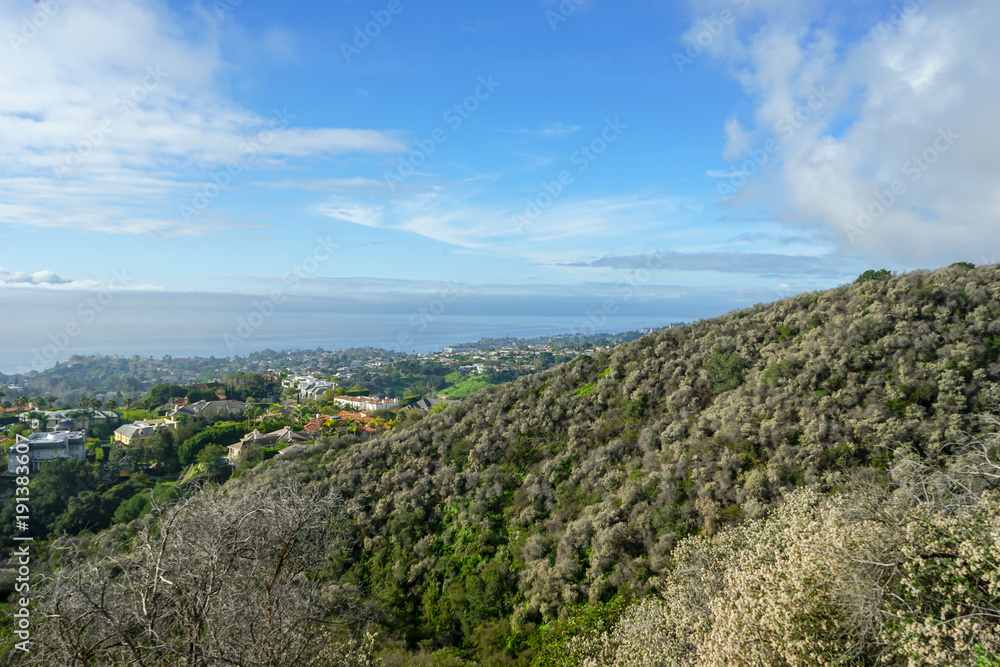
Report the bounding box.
[1,0,998,372]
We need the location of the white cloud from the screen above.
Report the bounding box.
[691,0,1000,265]
[0,266,161,290]
[316,201,383,228]
[317,185,685,268]
[257,177,387,192]
[0,0,404,236]
[497,122,584,139]
[0,267,69,286]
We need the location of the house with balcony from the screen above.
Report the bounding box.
[6,430,87,473]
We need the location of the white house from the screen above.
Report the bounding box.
[6,431,87,473]
[332,396,400,411]
[282,375,338,400]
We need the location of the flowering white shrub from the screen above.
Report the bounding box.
[576,426,1000,666]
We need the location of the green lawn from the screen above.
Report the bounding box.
[441,376,489,399]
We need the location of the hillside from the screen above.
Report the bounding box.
[243,263,1000,657]
[11,263,1000,665]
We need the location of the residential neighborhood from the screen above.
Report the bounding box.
[0,329,677,483]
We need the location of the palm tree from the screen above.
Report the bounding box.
[14,396,29,414]
[31,396,46,410]
[245,404,264,431]
[105,398,118,412]
[77,397,100,430]
[26,410,47,431]
[124,397,133,422]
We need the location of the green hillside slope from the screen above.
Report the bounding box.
[237,264,1000,660]
[12,263,1000,665]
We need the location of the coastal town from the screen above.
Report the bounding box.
[0,329,675,480]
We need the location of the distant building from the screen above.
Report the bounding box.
[169,400,247,419]
[113,419,178,446]
[410,397,461,411]
[6,431,87,473]
[19,409,121,432]
[226,426,310,464]
[282,375,338,400]
[332,396,399,411]
[303,414,339,433]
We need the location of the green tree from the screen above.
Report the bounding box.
[51,491,109,536]
[186,387,219,403]
[706,345,744,393]
[147,383,186,407]
[0,458,98,543]
[197,443,228,466]
[855,268,892,283]
[112,492,151,524]
[178,422,247,466]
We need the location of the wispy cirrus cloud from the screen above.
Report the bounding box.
[255,177,388,192]
[497,122,584,139]
[316,187,687,265]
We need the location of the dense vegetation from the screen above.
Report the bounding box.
[2,332,659,405]
[5,263,1000,665]
[567,437,1000,665]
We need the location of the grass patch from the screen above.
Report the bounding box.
[442,377,489,399]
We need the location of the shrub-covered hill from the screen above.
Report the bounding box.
[229,264,1000,657]
[230,265,998,651]
[26,264,998,665]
